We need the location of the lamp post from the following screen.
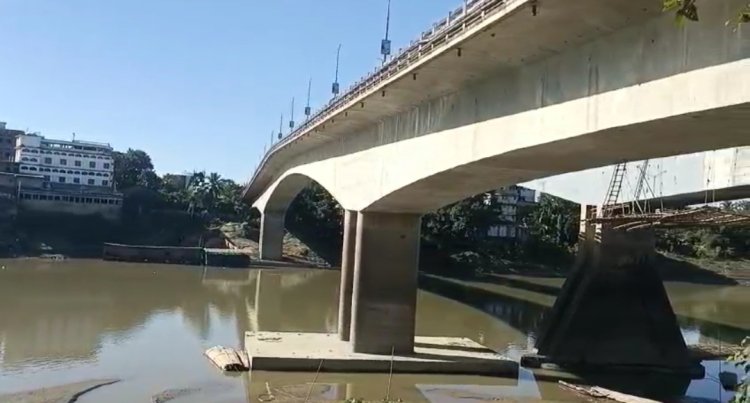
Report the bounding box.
[381,0,392,64]
[332,44,341,97]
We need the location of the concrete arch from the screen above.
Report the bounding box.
[252,170,347,262]
[252,172,340,215]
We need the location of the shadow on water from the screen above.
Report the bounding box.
[417,272,748,401]
[424,266,750,346]
[418,274,550,338]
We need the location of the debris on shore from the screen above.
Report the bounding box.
[558,381,659,403]
[205,345,249,372]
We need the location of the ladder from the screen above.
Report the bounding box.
[603,163,627,213]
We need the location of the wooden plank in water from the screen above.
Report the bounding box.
[204,346,248,372]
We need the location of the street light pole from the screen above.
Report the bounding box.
[305,78,312,118]
[289,97,295,129]
[381,0,392,64]
[332,44,341,97]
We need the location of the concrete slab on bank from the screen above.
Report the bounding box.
[244,331,517,375]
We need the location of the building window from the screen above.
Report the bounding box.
[29,167,37,171]
[89,161,96,168]
[74,160,81,167]
[102,180,109,186]
[44,175,50,181]
[58,177,66,183]
[103,163,110,169]
[73,178,80,184]
[43,157,51,164]
[20,166,28,170]
[60,159,67,165]
[88,179,95,185]
[54,196,61,201]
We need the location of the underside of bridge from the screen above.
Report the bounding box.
[245,0,749,373]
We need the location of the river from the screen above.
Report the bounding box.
[0,259,747,402]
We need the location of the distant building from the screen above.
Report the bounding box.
[0,122,23,173]
[485,185,537,240]
[0,129,123,220]
[15,133,115,188]
[0,172,46,219]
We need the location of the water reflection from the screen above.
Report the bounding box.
[0,259,747,402]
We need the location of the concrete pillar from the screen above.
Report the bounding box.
[259,212,284,261]
[337,210,357,341]
[350,212,422,355]
[529,206,691,372]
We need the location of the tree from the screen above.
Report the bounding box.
[422,192,507,251]
[663,0,750,24]
[522,193,579,247]
[113,149,157,190]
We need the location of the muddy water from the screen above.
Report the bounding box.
[0,259,747,402]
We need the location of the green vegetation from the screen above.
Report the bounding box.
[663,0,750,24]
[657,201,750,259]
[286,183,579,273]
[731,337,750,403]
[113,149,255,224]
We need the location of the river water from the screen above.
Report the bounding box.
[0,259,747,402]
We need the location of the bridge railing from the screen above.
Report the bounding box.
[248,0,509,190]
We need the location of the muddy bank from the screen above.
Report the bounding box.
[0,379,119,403]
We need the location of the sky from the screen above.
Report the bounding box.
[0,0,460,182]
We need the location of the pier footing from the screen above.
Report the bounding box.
[244,331,517,375]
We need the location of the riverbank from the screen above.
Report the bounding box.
[429,250,749,288]
[0,211,329,267]
[657,251,750,285]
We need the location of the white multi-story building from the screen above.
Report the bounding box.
[485,185,537,240]
[15,133,114,188]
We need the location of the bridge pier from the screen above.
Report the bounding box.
[259,211,284,261]
[337,210,357,341]
[350,212,421,354]
[524,205,697,375]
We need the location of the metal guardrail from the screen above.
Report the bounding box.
[247,0,510,192]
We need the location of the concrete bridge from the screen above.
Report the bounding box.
[243,0,749,372]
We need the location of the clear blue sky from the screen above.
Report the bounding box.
[0,0,460,182]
